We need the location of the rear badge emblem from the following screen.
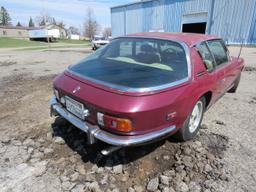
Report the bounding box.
[72,86,80,94]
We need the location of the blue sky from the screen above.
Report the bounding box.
[1,0,135,30]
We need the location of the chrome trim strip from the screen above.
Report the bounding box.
[196,71,206,77]
[67,36,192,93]
[94,124,176,146]
[50,96,176,146]
[190,38,222,48]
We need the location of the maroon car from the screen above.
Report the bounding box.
[51,33,244,150]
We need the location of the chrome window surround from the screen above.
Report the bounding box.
[194,38,231,72]
[67,36,192,93]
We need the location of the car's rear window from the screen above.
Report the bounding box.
[69,37,189,90]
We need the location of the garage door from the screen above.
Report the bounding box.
[182,12,208,34]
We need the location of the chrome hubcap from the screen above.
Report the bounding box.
[188,101,203,133]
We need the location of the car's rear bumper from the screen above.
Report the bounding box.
[50,96,176,146]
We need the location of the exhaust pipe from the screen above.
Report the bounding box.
[101,146,122,155]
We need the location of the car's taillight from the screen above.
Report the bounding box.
[97,112,133,132]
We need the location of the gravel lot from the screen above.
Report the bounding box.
[0,46,255,192]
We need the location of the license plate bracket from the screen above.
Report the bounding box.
[65,96,84,120]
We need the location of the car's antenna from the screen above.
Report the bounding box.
[238,39,244,59]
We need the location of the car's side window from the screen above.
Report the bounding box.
[197,42,215,71]
[120,41,133,57]
[207,40,228,66]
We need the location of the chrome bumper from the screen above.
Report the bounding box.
[50,96,176,146]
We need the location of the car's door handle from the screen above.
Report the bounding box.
[197,71,206,77]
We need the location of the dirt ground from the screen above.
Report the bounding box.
[0,46,255,192]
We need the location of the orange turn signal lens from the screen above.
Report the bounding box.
[115,118,133,132]
[97,113,133,132]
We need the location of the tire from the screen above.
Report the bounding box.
[173,97,206,141]
[228,73,241,93]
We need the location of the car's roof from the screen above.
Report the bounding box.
[124,32,219,47]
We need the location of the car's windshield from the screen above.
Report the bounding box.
[69,37,189,91]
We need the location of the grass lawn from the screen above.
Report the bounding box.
[0,37,90,50]
[57,39,90,44]
[0,37,47,48]
[17,44,88,51]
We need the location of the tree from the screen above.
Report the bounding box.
[83,8,100,39]
[16,21,22,27]
[56,21,67,38]
[0,6,11,26]
[103,27,112,38]
[68,26,80,35]
[52,17,56,25]
[29,17,35,27]
[56,21,65,29]
[36,12,55,26]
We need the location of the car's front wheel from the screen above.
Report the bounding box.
[174,97,205,141]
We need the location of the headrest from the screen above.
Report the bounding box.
[141,44,154,52]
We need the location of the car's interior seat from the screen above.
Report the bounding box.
[203,60,214,71]
[160,51,177,64]
[201,52,214,71]
[136,44,160,64]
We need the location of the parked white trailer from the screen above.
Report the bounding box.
[47,29,60,38]
[70,34,80,40]
[29,26,61,42]
[29,29,46,38]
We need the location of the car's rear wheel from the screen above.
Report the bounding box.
[174,97,205,141]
